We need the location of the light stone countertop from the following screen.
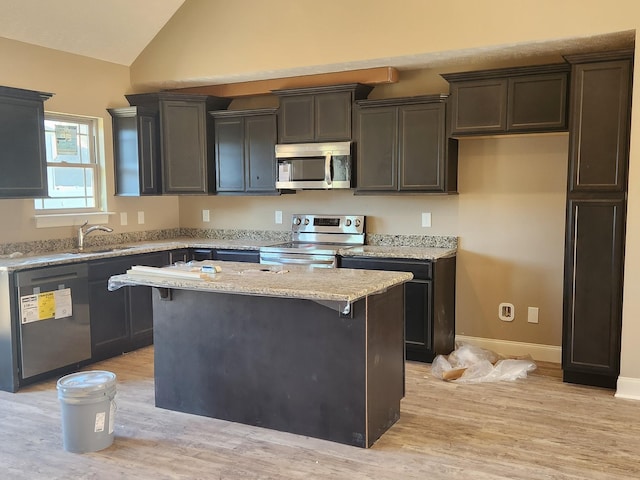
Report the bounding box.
[340,245,456,260]
[108,261,413,304]
[0,238,277,272]
[0,237,456,272]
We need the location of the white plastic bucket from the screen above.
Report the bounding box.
[57,370,117,453]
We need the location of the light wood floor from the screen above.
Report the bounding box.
[1,347,639,480]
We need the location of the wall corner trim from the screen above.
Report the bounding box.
[455,335,562,363]
[615,376,640,401]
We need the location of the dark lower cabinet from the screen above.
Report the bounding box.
[190,248,259,263]
[88,252,169,361]
[169,248,191,264]
[339,255,456,362]
[563,198,625,388]
[213,249,260,263]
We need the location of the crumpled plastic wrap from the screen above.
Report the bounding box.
[431,343,536,383]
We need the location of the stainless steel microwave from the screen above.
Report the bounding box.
[275,142,352,190]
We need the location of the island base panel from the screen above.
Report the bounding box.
[152,286,404,448]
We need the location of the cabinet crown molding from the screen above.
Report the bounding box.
[441,63,570,83]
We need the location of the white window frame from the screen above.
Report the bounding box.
[34,113,112,228]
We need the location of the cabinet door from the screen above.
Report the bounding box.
[215,116,245,192]
[315,91,352,141]
[245,115,277,192]
[355,106,398,191]
[508,73,568,132]
[110,107,161,196]
[278,95,314,143]
[399,103,445,191]
[160,99,209,194]
[563,198,625,386]
[89,257,134,361]
[0,92,48,197]
[449,78,508,135]
[127,252,169,350]
[169,248,191,264]
[138,113,161,194]
[405,279,434,362]
[568,60,631,193]
[339,256,439,362]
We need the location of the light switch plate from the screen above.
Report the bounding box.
[137,211,145,225]
[120,212,127,226]
[421,212,432,228]
[202,209,210,222]
[275,210,283,224]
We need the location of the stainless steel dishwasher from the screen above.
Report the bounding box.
[16,263,90,380]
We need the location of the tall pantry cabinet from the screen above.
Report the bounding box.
[562,51,633,389]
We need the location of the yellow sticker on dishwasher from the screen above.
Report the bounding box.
[20,289,72,324]
[38,292,56,320]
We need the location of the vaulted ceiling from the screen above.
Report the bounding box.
[0,0,185,66]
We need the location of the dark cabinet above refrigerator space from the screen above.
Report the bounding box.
[442,63,570,136]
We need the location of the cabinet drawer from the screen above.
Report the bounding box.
[339,256,432,279]
[89,252,169,280]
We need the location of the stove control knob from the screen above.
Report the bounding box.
[304,218,310,225]
[354,219,362,228]
[345,219,352,227]
[293,217,301,225]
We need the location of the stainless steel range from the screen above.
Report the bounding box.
[260,214,365,268]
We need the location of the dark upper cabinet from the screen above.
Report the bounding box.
[211,109,278,194]
[442,64,569,136]
[125,93,231,195]
[0,86,53,198]
[562,50,633,389]
[108,106,161,195]
[354,95,458,193]
[274,84,372,143]
[566,56,632,193]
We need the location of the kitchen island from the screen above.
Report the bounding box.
[109,261,413,448]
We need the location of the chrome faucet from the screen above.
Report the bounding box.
[77,221,113,251]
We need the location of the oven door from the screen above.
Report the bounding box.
[259,251,337,268]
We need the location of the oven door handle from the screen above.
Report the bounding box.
[260,252,336,267]
[324,154,332,186]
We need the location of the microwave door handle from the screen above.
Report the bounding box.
[325,154,332,186]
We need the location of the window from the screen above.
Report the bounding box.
[34,114,101,212]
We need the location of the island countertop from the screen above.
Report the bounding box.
[108,261,413,304]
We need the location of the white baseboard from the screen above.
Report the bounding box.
[615,377,640,400]
[455,335,562,363]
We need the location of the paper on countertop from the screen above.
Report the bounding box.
[127,265,217,281]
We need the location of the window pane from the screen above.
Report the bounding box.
[36,114,101,212]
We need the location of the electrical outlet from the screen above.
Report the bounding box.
[275,210,283,224]
[421,212,432,228]
[120,212,127,226]
[202,209,210,222]
[137,211,145,225]
[528,307,539,324]
[498,302,514,321]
